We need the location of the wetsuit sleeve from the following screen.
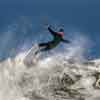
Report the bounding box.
[48,27,56,36]
[61,38,71,43]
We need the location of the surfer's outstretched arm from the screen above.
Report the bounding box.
[61,38,71,43]
[48,26,56,36]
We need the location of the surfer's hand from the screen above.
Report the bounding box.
[47,25,53,29]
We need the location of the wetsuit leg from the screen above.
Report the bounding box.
[39,43,49,47]
[34,42,50,55]
[40,46,51,52]
[39,42,52,52]
[35,41,54,55]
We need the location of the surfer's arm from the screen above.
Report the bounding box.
[61,38,71,43]
[48,26,56,36]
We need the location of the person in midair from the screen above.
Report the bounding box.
[36,25,71,54]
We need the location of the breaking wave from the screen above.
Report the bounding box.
[0,34,100,100]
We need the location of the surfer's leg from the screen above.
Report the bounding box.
[35,44,51,55]
[39,43,48,47]
[34,43,48,55]
[35,45,50,54]
[35,41,54,54]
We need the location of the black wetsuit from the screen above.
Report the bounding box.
[38,26,70,52]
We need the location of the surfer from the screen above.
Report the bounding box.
[37,25,71,53]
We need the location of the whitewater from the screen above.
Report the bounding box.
[0,37,100,100]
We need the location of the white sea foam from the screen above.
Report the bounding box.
[0,36,100,100]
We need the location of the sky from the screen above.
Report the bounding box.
[0,0,100,59]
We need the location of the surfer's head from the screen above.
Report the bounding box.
[59,28,64,32]
[56,28,64,36]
